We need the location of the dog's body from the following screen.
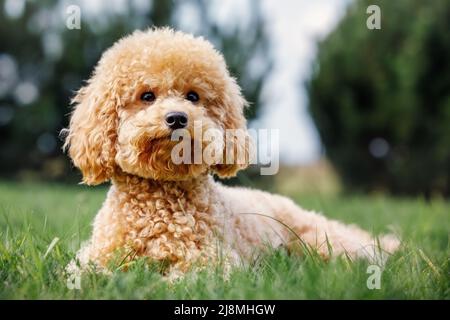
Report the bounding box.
[65,28,399,276]
[75,173,399,275]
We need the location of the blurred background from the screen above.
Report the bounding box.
[0,0,449,198]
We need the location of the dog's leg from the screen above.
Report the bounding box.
[67,194,129,274]
[220,187,400,264]
[271,197,400,264]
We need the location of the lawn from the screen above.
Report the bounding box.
[0,181,448,299]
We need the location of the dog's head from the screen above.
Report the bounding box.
[64,28,251,184]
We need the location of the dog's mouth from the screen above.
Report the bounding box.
[135,131,173,148]
[148,135,172,144]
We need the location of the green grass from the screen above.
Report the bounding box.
[0,181,448,299]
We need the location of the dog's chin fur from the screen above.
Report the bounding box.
[116,137,209,181]
[65,28,400,278]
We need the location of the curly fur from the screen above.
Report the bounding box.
[64,28,400,277]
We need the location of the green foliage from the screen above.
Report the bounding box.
[308,0,450,196]
[0,182,448,299]
[0,0,271,181]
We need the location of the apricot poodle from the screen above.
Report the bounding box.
[64,28,400,277]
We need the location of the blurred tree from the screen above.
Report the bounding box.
[0,0,271,182]
[308,0,450,196]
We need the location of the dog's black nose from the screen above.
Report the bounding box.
[165,112,188,130]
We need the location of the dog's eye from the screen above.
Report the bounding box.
[141,91,156,102]
[186,91,199,103]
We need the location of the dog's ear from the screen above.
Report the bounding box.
[212,78,252,178]
[63,77,118,185]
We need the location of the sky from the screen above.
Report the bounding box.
[256,0,350,164]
